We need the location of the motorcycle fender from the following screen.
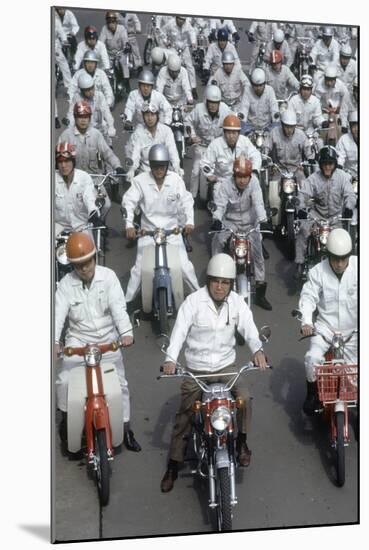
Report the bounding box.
[172,129,183,142]
[166,244,184,310]
[334,401,345,414]
[67,363,124,452]
[141,245,155,313]
[268,179,282,225]
[215,448,231,470]
[236,272,248,300]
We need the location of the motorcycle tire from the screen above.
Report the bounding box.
[95,429,110,506]
[158,287,169,335]
[143,39,153,65]
[176,140,184,169]
[286,211,296,260]
[335,411,345,487]
[216,467,233,531]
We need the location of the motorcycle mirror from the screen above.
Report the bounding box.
[210,79,218,85]
[237,112,245,120]
[125,157,133,168]
[131,309,141,327]
[207,201,217,213]
[291,309,302,320]
[157,333,170,352]
[259,325,271,342]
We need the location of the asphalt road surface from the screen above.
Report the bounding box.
[52,8,358,543]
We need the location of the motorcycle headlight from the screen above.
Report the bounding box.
[153,228,166,245]
[172,110,181,123]
[319,229,330,245]
[84,345,102,367]
[283,179,295,194]
[210,406,232,431]
[56,243,69,265]
[256,135,264,148]
[235,245,247,258]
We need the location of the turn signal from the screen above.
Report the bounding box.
[236,398,245,409]
[192,400,202,412]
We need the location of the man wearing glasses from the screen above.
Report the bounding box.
[160,253,267,493]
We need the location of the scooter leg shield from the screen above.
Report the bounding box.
[67,366,87,453]
[141,245,155,314]
[166,244,184,311]
[268,179,281,226]
[101,363,124,448]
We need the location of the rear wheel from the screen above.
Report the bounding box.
[144,39,153,65]
[335,411,345,487]
[95,429,110,506]
[216,467,232,531]
[286,211,296,260]
[158,287,169,335]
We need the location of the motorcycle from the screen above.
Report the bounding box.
[58,323,138,506]
[321,99,341,146]
[192,26,209,74]
[107,46,133,102]
[301,131,321,176]
[170,105,192,168]
[143,15,161,65]
[158,326,272,531]
[55,223,107,286]
[292,37,314,79]
[276,92,297,114]
[90,163,133,205]
[208,217,274,308]
[122,212,185,335]
[255,41,267,70]
[292,310,357,487]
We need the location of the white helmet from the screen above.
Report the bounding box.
[348,110,358,124]
[222,51,236,64]
[151,47,165,65]
[326,228,352,257]
[324,65,338,79]
[251,68,266,85]
[207,253,236,279]
[167,53,181,72]
[204,84,222,102]
[340,44,352,57]
[78,73,94,89]
[300,74,313,88]
[322,26,334,37]
[281,109,297,126]
[273,29,285,43]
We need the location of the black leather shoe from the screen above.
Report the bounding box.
[237,442,252,467]
[160,468,178,492]
[124,429,141,452]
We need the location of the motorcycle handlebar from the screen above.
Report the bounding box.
[158,362,272,385]
[63,340,122,357]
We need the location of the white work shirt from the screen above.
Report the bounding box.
[203,42,241,73]
[299,256,357,339]
[336,133,358,176]
[69,68,114,107]
[125,122,181,174]
[202,135,262,180]
[265,65,299,100]
[313,76,349,113]
[122,170,194,230]
[209,66,250,118]
[335,59,357,87]
[67,90,114,134]
[56,9,79,36]
[288,93,324,132]
[245,85,279,129]
[156,66,193,106]
[99,23,129,54]
[160,19,197,50]
[55,266,133,346]
[184,101,231,146]
[165,286,263,372]
[74,41,111,71]
[310,37,340,70]
[55,169,97,231]
[124,89,173,126]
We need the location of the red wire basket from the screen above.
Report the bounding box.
[315,363,358,402]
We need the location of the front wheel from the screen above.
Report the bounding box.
[158,287,169,335]
[286,211,296,260]
[95,429,110,506]
[216,467,233,531]
[143,38,153,65]
[335,411,345,487]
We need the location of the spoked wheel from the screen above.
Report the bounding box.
[216,467,233,531]
[144,39,153,65]
[286,212,296,260]
[335,411,345,487]
[95,429,110,506]
[158,287,169,335]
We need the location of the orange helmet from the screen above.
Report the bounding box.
[55,142,76,163]
[233,157,252,177]
[66,233,96,264]
[73,100,92,118]
[270,49,283,64]
[223,114,241,131]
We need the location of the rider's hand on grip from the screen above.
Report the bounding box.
[162,361,177,375]
[121,335,134,347]
[301,324,314,337]
[126,227,137,240]
[297,209,308,220]
[253,350,268,370]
